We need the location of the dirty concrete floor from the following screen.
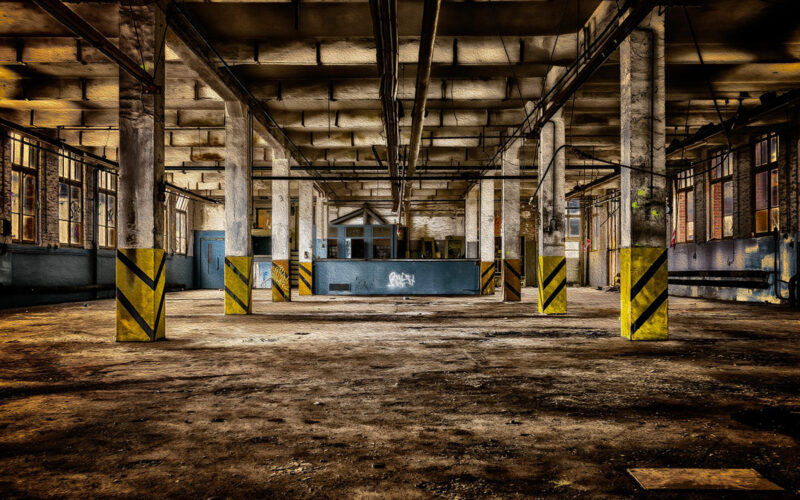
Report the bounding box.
[1,288,799,499]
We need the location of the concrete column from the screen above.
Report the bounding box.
[116,1,166,342]
[465,186,479,259]
[272,154,291,302]
[619,11,667,340]
[502,143,522,301]
[315,193,325,245]
[479,176,495,294]
[537,109,567,314]
[223,101,253,315]
[298,180,314,295]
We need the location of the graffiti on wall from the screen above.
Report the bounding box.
[387,271,415,288]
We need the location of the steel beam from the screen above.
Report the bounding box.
[31,0,159,93]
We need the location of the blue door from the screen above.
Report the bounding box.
[195,230,225,289]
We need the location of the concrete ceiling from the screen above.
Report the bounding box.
[1,0,798,204]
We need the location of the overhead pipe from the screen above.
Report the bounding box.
[403,0,443,202]
[369,0,401,209]
[484,0,659,171]
[31,0,159,93]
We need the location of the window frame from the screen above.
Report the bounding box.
[674,168,695,244]
[97,170,117,249]
[706,149,734,241]
[175,196,188,255]
[753,132,780,235]
[58,151,84,247]
[566,199,581,239]
[9,133,39,244]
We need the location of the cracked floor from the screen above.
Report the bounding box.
[1,288,799,499]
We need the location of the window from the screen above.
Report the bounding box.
[607,193,620,286]
[58,152,83,246]
[754,132,779,234]
[97,171,117,248]
[327,225,339,258]
[707,151,733,240]
[674,169,694,243]
[175,196,188,254]
[372,226,391,259]
[566,199,581,238]
[9,133,38,243]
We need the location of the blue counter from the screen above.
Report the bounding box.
[313,259,480,295]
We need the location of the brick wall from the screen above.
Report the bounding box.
[1,133,11,246]
[734,136,753,239]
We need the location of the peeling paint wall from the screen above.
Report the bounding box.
[668,233,798,304]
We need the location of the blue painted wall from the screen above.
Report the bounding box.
[314,259,480,295]
[0,245,195,309]
[668,232,798,303]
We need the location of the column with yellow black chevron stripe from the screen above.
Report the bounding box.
[116,2,167,341]
[501,140,522,302]
[224,101,254,315]
[297,180,314,296]
[537,106,567,314]
[619,10,668,340]
[272,154,291,302]
[479,175,496,295]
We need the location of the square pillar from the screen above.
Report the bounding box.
[502,142,522,301]
[465,186,479,259]
[272,154,291,302]
[537,110,567,314]
[479,176,496,294]
[224,101,253,315]
[620,11,668,340]
[116,0,166,341]
[298,180,314,295]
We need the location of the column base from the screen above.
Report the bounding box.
[502,259,521,302]
[298,261,313,296]
[480,261,495,295]
[537,256,566,314]
[224,256,253,314]
[620,247,668,340]
[116,248,166,342]
[272,259,291,302]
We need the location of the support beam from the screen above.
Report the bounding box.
[479,175,495,295]
[464,186,478,259]
[620,10,668,340]
[31,0,158,93]
[315,192,325,251]
[115,1,166,342]
[537,110,566,314]
[298,180,314,296]
[272,153,291,302]
[502,141,522,302]
[223,101,253,315]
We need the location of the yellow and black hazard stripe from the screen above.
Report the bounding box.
[480,261,496,295]
[298,262,313,296]
[116,248,166,342]
[621,247,668,340]
[537,255,566,314]
[272,259,291,302]
[502,259,521,302]
[224,256,252,314]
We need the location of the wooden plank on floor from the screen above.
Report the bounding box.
[627,468,783,491]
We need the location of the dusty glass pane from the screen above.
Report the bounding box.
[23,174,35,215]
[22,215,35,241]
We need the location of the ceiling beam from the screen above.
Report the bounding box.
[30,0,158,93]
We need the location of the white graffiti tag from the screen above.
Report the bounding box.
[387,271,415,288]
